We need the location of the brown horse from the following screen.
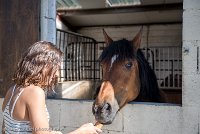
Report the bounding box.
[92,28,165,124]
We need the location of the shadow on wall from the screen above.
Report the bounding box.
[47,80,101,100]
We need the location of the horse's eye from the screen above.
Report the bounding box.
[125,62,133,69]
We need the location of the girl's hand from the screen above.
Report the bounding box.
[70,123,102,134]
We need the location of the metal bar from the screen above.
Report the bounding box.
[162,48,165,88]
[150,49,154,70]
[66,34,68,81]
[56,30,61,81]
[62,32,66,81]
[80,37,84,79]
[69,35,73,81]
[178,47,180,88]
[178,47,181,88]
[154,69,181,71]
[153,48,156,77]
[93,42,96,80]
[72,36,74,80]
[75,36,78,80]
[82,38,85,80]
[56,29,98,81]
[168,47,170,87]
[65,33,69,80]
[158,48,161,87]
[56,29,96,42]
[90,41,93,79]
[172,47,175,88]
[78,38,82,80]
[86,39,89,79]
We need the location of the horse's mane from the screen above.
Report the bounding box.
[99,39,161,102]
[136,49,161,102]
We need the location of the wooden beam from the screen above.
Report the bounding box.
[57,14,77,32]
[57,3,182,16]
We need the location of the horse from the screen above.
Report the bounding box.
[92,28,166,124]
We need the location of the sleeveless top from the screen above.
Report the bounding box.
[3,85,50,134]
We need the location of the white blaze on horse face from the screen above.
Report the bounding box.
[109,55,119,72]
[95,81,120,123]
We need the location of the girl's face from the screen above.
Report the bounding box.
[55,69,59,78]
[49,69,60,86]
[53,69,59,83]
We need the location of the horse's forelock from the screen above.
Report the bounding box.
[100,39,135,63]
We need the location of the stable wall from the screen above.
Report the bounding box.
[47,100,182,134]
[182,0,200,133]
[55,80,99,99]
[0,98,182,134]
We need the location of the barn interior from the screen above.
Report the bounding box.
[53,0,183,104]
[2,1,200,133]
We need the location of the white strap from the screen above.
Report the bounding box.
[7,85,17,105]
[10,88,24,118]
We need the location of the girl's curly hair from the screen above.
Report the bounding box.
[12,41,63,90]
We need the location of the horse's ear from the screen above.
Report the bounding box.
[132,27,143,51]
[103,29,113,46]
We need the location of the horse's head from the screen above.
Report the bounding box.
[92,28,143,124]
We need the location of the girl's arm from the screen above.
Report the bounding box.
[26,86,101,134]
[26,87,62,134]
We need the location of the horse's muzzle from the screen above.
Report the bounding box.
[92,102,115,124]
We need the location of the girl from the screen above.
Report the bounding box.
[2,41,101,134]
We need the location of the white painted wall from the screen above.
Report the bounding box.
[77,24,182,48]
[46,100,182,134]
[0,98,182,134]
[182,0,200,133]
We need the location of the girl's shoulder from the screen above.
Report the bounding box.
[24,85,44,94]
[22,85,46,104]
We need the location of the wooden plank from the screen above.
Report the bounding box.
[0,0,40,96]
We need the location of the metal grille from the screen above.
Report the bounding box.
[56,29,100,81]
[56,30,182,90]
[141,46,182,90]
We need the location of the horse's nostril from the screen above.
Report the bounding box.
[93,103,112,116]
[103,103,111,112]
[93,104,98,114]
